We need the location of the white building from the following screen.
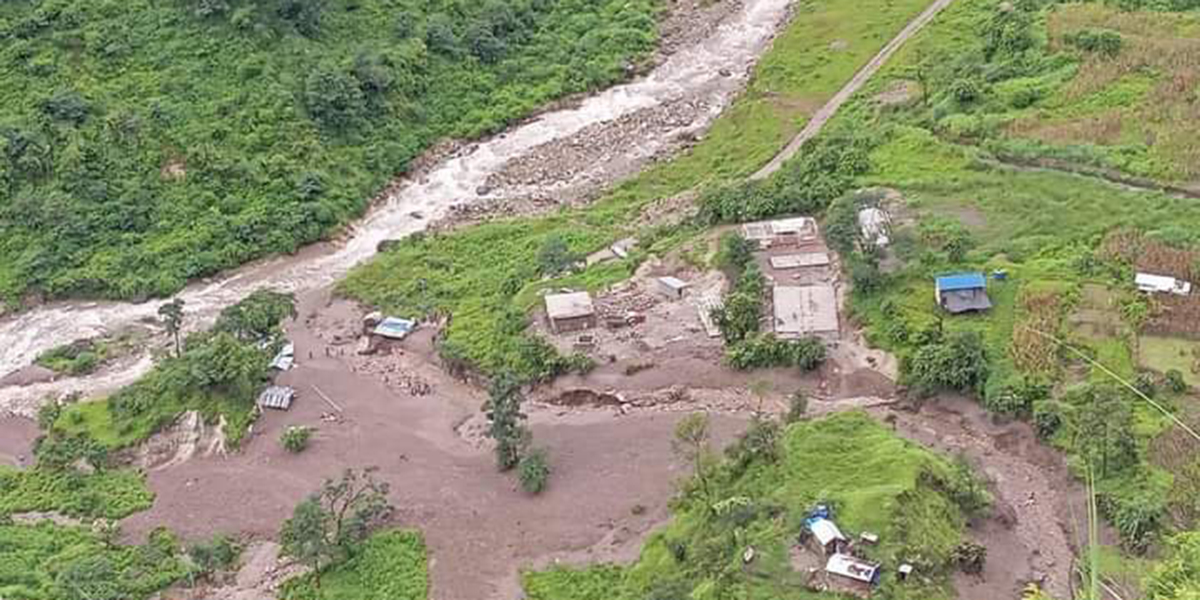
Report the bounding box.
[1136,273,1192,296]
[857,207,891,248]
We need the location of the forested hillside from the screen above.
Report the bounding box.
[0,0,657,306]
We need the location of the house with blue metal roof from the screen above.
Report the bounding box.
[935,273,991,314]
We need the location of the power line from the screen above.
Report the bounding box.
[1020,326,1200,443]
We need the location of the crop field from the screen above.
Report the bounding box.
[1139,336,1200,387]
[1009,5,1200,182]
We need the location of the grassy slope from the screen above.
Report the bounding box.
[524,412,973,600]
[0,0,658,305]
[281,530,428,600]
[340,0,936,380]
[0,466,153,520]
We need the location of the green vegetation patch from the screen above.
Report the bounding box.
[54,290,296,449]
[1139,336,1200,387]
[0,466,153,520]
[0,0,659,306]
[281,530,428,600]
[0,522,189,600]
[524,412,984,600]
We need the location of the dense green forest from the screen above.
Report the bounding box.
[0,0,658,306]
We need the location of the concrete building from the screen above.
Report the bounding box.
[544,291,597,334]
[773,285,840,341]
[1136,272,1193,296]
[742,217,818,248]
[769,252,831,269]
[655,276,691,299]
[935,273,992,314]
[825,553,881,598]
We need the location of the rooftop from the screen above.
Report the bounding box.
[770,252,831,269]
[773,285,839,337]
[826,553,880,584]
[545,291,595,320]
[936,273,987,292]
[374,317,417,340]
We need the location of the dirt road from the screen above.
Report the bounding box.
[0,0,795,412]
[750,0,955,179]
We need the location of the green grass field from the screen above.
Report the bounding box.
[1139,336,1200,387]
[341,0,937,381]
[281,530,428,600]
[523,412,981,600]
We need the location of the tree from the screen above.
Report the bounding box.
[216,290,296,340]
[536,235,577,277]
[280,468,393,589]
[785,391,808,423]
[1068,385,1137,477]
[673,412,715,508]
[304,67,366,132]
[715,232,756,274]
[486,373,529,471]
[159,298,185,357]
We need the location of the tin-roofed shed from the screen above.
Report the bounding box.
[935,273,991,314]
[257,386,295,411]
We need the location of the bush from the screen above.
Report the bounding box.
[903,330,989,396]
[1065,28,1123,57]
[1165,369,1189,394]
[715,232,757,274]
[280,426,314,453]
[785,392,808,424]
[1032,401,1064,439]
[187,535,241,580]
[518,448,550,494]
[1099,481,1167,552]
[725,334,827,371]
[952,541,987,574]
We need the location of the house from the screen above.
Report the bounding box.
[1136,272,1192,296]
[857,207,891,248]
[825,553,882,598]
[742,217,818,248]
[373,317,417,340]
[773,285,840,341]
[270,342,295,371]
[935,273,992,314]
[545,291,597,334]
[769,252,831,270]
[808,518,848,555]
[257,386,296,411]
[656,276,691,299]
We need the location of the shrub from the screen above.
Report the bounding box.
[725,334,826,371]
[785,392,808,424]
[187,535,241,580]
[518,448,550,494]
[903,330,989,397]
[952,541,987,574]
[715,232,756,274]
[280,426,314,453]
[1165,369,1189,394]
[1065,28,1123,57]
[1099,483,1167,552]
[1032,401,1064,439]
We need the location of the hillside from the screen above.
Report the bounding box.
[0,0,657,306]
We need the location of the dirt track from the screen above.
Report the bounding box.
[750,0,956,179]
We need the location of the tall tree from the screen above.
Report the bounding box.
[158,298,185,357]
[280,468,393,590]
[673,412,715,510]
[486,372,529,471]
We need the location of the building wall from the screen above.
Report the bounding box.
[550,314,597,334]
